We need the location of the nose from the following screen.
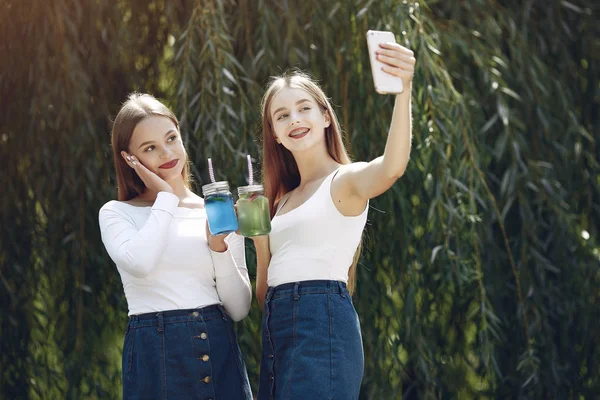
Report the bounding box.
[159,146,171,159]
[289,112,301,125]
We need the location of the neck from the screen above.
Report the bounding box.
[292,143,340,187]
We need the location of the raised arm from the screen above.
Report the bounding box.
[98,192,179,278]
[337,42,415,202]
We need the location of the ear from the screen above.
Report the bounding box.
[324,110,331,128]
[274,136,281,144]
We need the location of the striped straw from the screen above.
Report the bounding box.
[208,158,215,183]
[247,154,253,186]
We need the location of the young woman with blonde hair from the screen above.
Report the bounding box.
[99,93,253,399]
[252,41,416,399]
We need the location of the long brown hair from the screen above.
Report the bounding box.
[260,71,362,294]
[111,93,191,201]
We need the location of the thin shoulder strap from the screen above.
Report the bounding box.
[328,167,342,185]
[274,192,292,216]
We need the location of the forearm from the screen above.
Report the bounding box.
[211,234,252,321]
[214,268,252,321]
[381,89,412,178]
[253,236,271,311]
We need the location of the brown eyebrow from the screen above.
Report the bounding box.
[138,129,177,149]
[272,99,312,118]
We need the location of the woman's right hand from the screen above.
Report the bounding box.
[121,152,173,194]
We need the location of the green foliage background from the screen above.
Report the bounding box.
[1,0,599,398]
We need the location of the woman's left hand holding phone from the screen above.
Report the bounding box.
[376,42,415,88]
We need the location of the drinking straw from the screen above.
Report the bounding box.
[247,154,253,186]
[208,158,215,183]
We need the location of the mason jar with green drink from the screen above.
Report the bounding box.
[236,184,271,237]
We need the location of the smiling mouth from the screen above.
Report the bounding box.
[288,128,309,139]
[159,159,179,169]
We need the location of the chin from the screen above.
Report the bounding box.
[288,140,321,154]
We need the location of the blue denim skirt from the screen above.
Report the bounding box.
[122,304,252,400]
[258,280,364,400]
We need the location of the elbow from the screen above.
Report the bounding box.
[121,254,154,279]
[383,158,408,181]
[228,309,249,322]
[227,300,251,322]
[386,165,407,181]
[128,270,149,279]
[392,167,407,180]
[224,290,252,322]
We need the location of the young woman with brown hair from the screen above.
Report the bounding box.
[99,93,252,399]
[252,41,415,399]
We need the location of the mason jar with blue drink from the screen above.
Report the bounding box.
[202,181,238,236]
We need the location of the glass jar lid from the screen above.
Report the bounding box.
[238,184,264,196]
[202,181,230,196]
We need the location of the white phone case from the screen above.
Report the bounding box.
[366,30,403,94]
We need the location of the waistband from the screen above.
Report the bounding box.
[266,280,348,301]
[126,304,226,332]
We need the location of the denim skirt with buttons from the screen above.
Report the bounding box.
[122,304,252,400]
[257,280,364,400]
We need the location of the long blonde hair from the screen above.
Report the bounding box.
[111,93,191,201]
[260,72,363,294]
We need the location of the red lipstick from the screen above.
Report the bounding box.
[288,127,309,139]
[159,159,179,169]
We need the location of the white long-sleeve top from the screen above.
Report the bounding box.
[98,191,251,321]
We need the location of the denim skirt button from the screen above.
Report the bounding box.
[191,311,199,317]
[200,332,207,339]
[204,376,211,384]
[202,354,210,362]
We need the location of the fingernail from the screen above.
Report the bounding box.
[132,161,137,166]
[126,156,131,161]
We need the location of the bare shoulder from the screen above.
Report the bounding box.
[331,162,369,215]
[337,162,369,176]
[332,162,369,188]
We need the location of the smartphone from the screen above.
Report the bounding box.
[366,30,403,94]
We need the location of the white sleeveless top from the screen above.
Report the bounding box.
[267,168,368,287]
